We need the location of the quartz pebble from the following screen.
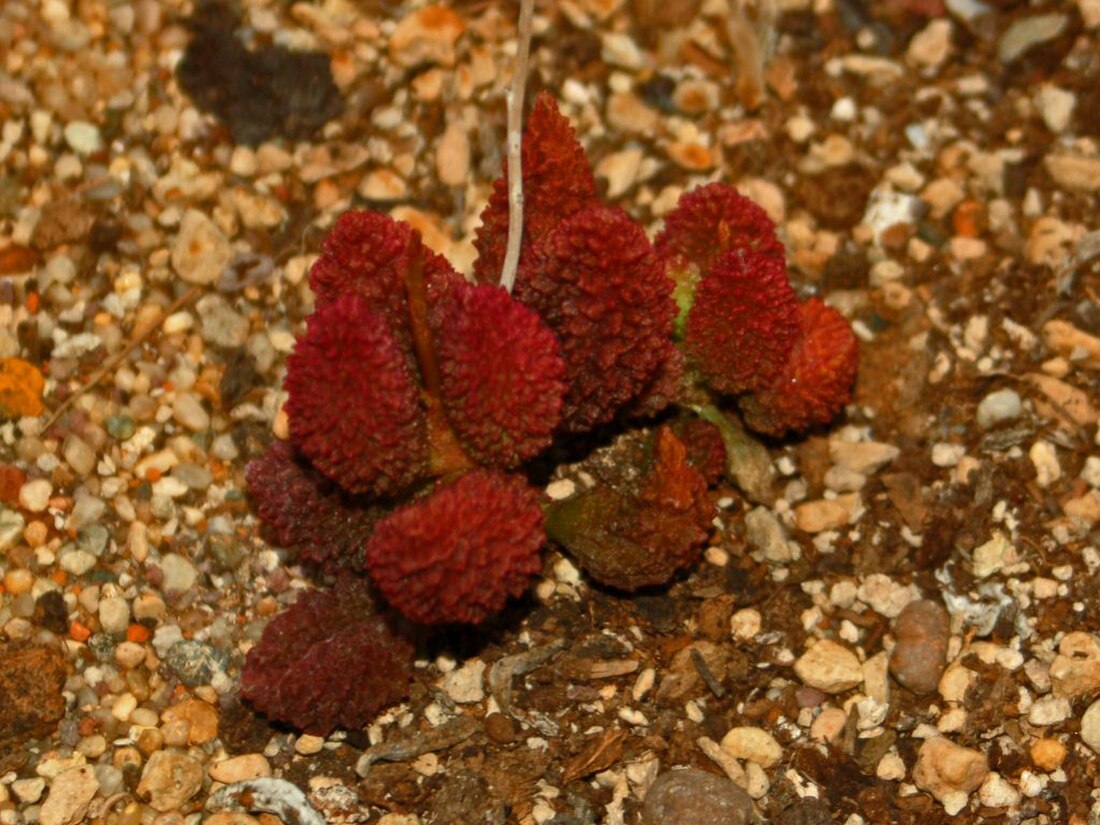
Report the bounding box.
[19,478,53,512]
[172,210,231,286]
[640,768,754,825]
[208,754,272,784]
[720,727,782,768]
[1082,699,1100,753]
[389,6,465,68]
[913,737,989,813]
[137,751,204,811]
[39,765,98,825]
[161,698,218,744]
[794,639,863,693]
[890,600,950,694]
[975,389,1022,429]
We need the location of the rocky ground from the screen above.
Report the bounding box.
[2,0,1100,823]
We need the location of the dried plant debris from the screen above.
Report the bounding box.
[176,1,342,145]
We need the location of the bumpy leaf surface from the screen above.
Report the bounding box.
[285,293,427,496]
[245,440,381,571]
[685,248,801,395]
[520,206,675,431]
[240,578,414,735]
[740,298,860,435]
[436,281,566,467]
[473,93,598,284]
[366,470,545,624]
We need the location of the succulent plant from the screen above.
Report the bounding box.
[243,94,860,733]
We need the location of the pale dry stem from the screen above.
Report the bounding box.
[499,0,535,293]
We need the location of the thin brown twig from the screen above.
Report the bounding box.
[499,0,535,293]
[41,285,201,431]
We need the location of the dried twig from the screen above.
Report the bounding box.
[499,0,535,293]
[42,285,201,431]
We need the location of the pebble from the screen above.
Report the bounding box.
[810,707,847,744]
[197,294,251,348]
[971,533,1018,578]
[295,734,325,755]
[744,506,795,563]
[1082,699,1100,753]
[1044,153,1100,194]
[978,772,1021,808]
[172,392,210,432]
[596,147,643,199]
[172,210,232,286]
[439,658,485,704]
[39,765,98,825]
[720,727,782,768]
[1030,738,1067,771]
[1034,85,1075,133]
[208,754,272,784]
[858,574,917,618]
[1051,632,1100,698]
[19,477,53,512]
[794,639,863,694]
[435,121,469,187]
[12,777,46,803]
[640,768,754,825]
[164,639,229,687]
[975,388,1022,429]
[913,737,988,813]
[388,6,465,68]
[998,14,1068,63]
[794,498,851,533]
[1028,695,1071,726]
[62,121,103,156]
[1029,440,1061,488]
[606,92,658,135]
[98,596,130,636]
[62,434,96,476]
[162,698,219,744]
[890,600,950,694]
[160,553,199,592]
[907,19,952,69]
[1042,320,1100,368]
[137,751,204,811]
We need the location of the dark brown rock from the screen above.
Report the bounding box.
[0,642,67,747]
[889,599,950,694]
[641,768,754,825]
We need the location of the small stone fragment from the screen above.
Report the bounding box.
[794,639,863,693]
[1041,319,1100,368]
[161,698,219,744]
[720,727,782,768]
[640,768,754,825]
[1030,737,1067,771]
[39,765,98,825]
[0,358,45,419]
[1051,632,1100,698]
[998,14,1069,63]
[890,600,950,694]
[913,737,988,813]
[794,499,851,533]
[137,751,204,811]
[389,6,465,68]
[1044,153,1100,193]
[978,772,1021,808]
[971,533,1018,578]
[975,388,1022,429]
[1081,699,1100,753]
[208,754,272,784]
[164,639,229,687]
[172,210,231,286]
[439,659,486,704]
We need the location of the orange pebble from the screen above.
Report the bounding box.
[69,621,92,642]
[51,569,68,586]
[126,624,151,643]
[952,200,984,238]
[25,292,39,314]
[146,468,162,482]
